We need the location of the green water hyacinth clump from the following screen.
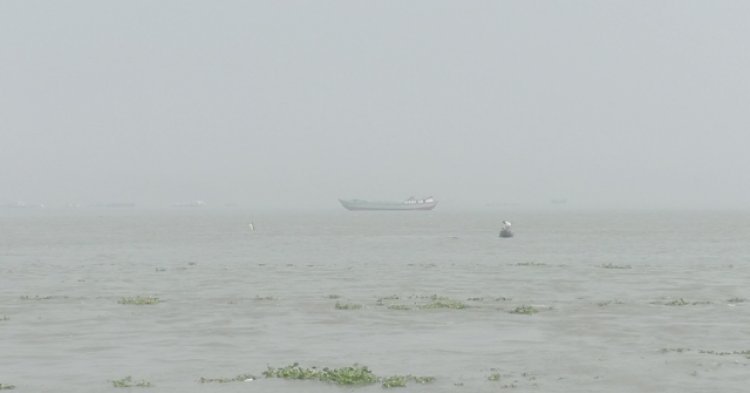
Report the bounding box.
[381,375,434,388]
[0,383,15,390]
[112,376,151,388]
[335,302,362,310]
[419,296,468,310]
[600,263,632,269]
[263,363,377,385]
[263,363,434,388]
[118,296,160,305]
[488,372,502,381]
[199,374,255,383]
[509,305,538,315]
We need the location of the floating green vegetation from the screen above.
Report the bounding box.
[597,299,625,307]
[728,297,747,303]
[664,298,689,306]
[154,267,167,272]
[600,263,632,269]
[263,363,434,388]
[419,296,468,310]
[0,383,15,390]
[118,296,160,305]
[467,297,484,302]
[376,295,400,305]
[263,363,377,385]
[381,375,407,388]
[255,295,275,301]
[19,295,53,301]
[659,347,691,354]
[381,375,434,388]
[335,302,362,310]
[495,297,512,302]
[327,294,341,299]
[199,374,256,383]
[387,304,411,311]
[488,372,502,381]
[515,262,546,266]
[699,349,750,357]
[112,376,152,388]
[509,305,538,315]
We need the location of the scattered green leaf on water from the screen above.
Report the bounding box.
[699,349,750,356]
[263,363,377,385]
[412,376,435,384]
[112,376,152,388]
[335,302,362,310]
[19,295,53,301]
[376,295,400,305]
[419,296,467,310]
[118,296,160,305]
[728,297,747,303]
[387,304,411,311]
[255,296,275,301]
[263,364,433,388]
[659,347,691,353]
[327,294,341,299]
[597,299,624,307]
[381,375,434,388]
[199,374,256,383]
[381,375,407,388]
[488,372,502,381]
[509,305,538,315]
[664,298,689,306]
[600,263,632,269]
[515,262,546,267]
[467,297,484,302]
[0,383,15,390]
[154,267,167,272]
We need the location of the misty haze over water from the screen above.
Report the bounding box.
[3,2,750,393]
[2,1,750,210]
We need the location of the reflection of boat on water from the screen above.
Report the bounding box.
[499,220,513,238]
[339,196,437,211]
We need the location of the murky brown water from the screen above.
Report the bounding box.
[2,209,749,392]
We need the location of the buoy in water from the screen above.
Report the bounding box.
[499,220,513,238]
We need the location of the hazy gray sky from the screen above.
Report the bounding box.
[2,1,749,209]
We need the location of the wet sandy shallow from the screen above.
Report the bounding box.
[2,209,749,392]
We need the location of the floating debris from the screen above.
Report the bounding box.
[335,302,362,310]
[262,363,433,388]
[118,296,160,305]
[599,263,632,269]
[112,376,151,388]
[509,305,538,315]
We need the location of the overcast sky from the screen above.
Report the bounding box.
[1,1,749,209]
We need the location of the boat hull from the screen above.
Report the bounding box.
[339,199,437,211]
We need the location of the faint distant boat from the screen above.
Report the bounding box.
[499,220,513,238]
[339,196,437,211]
[173,200,207,207]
